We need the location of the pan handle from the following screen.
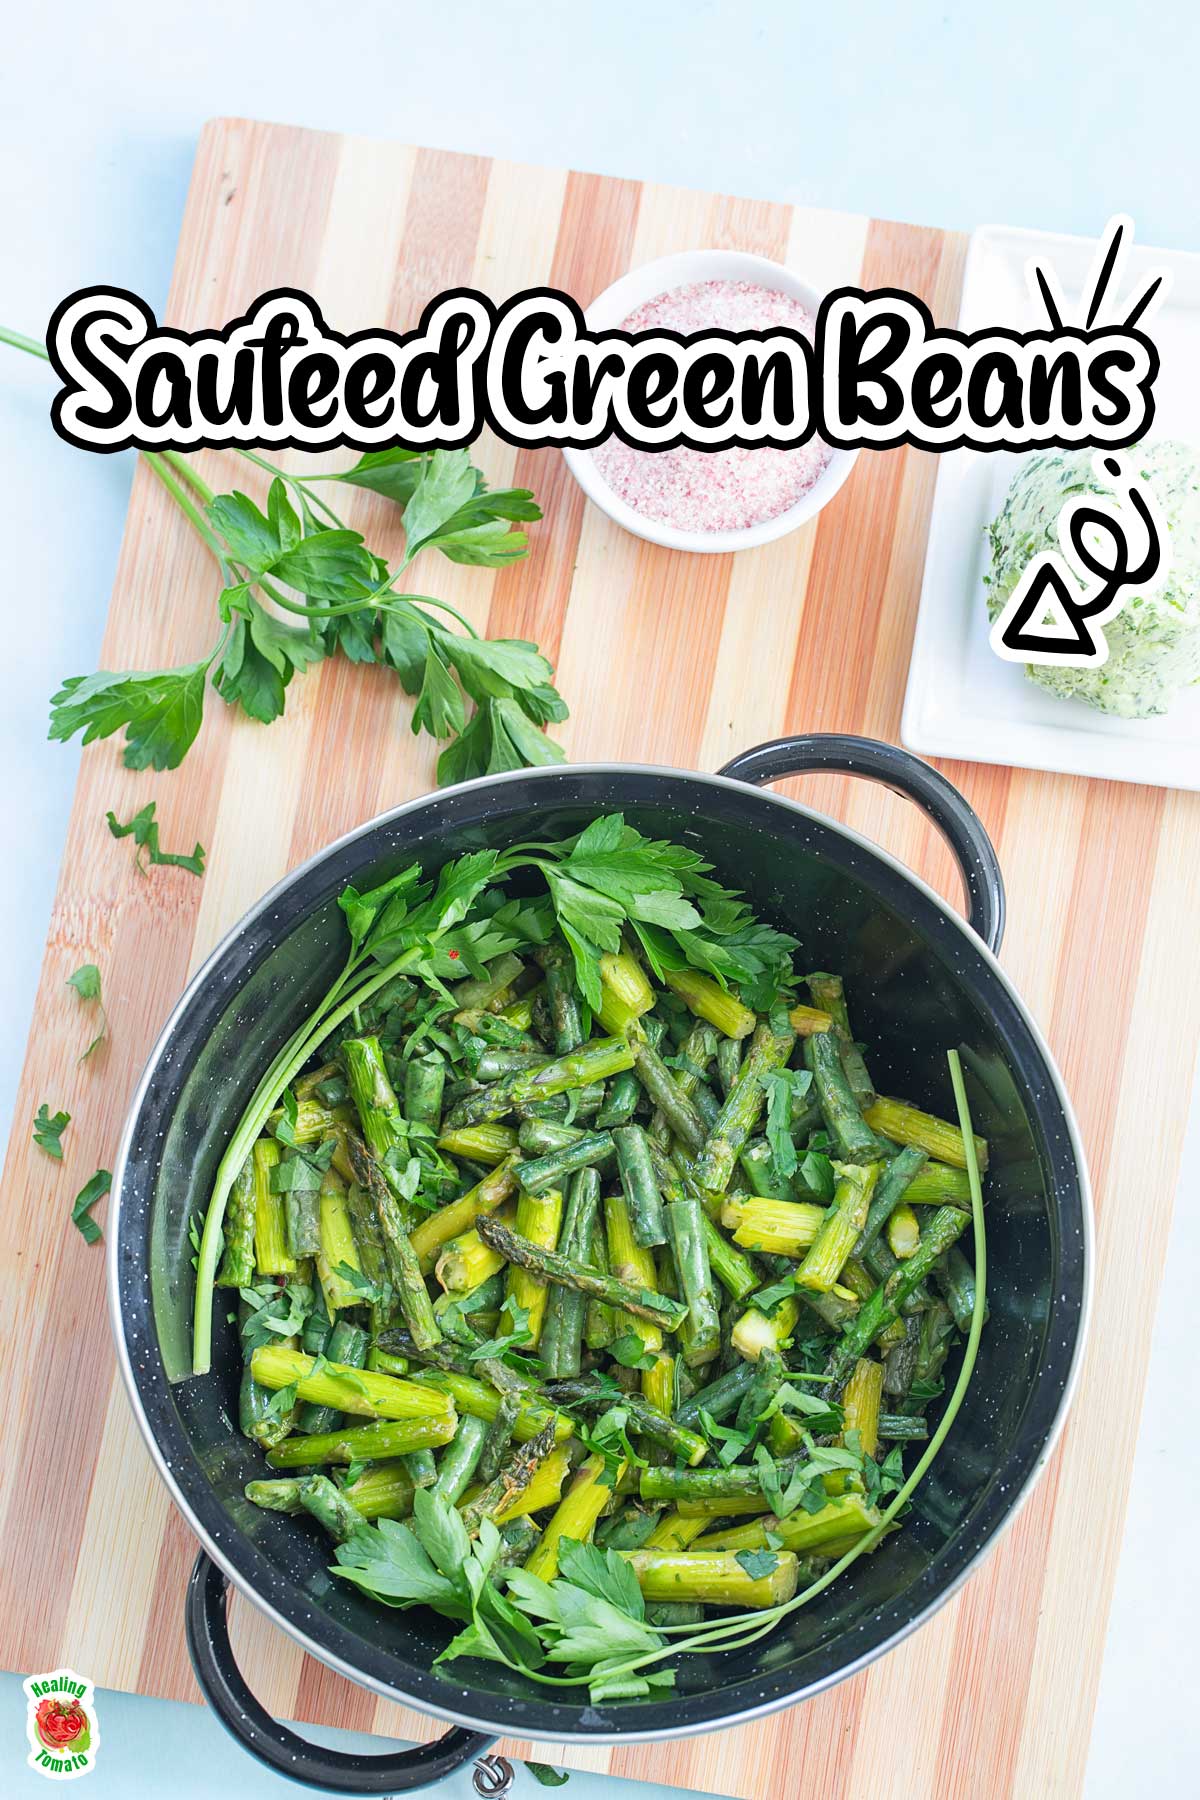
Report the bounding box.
[718,734,1005,954]
[185,1550,494,1793]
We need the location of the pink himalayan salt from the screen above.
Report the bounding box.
[591,279,831,534]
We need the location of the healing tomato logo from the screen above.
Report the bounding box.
[34,1698,88,1751]
[23,1668,99,1780]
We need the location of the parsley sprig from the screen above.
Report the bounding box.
[0,333,567,784]
[47,447,565,784]
[332,1491,673,1705]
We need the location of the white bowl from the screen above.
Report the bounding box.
[561,249,859,554]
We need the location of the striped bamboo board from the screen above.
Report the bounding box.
[2,117,1197,1799]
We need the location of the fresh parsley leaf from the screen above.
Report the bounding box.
[333,1260,386,1305]
[504,1560,660,1666]
[271,529,377,604]
[337,862,426,951]
[412,644,467,740]
[48,438,563,783]
[398,451,479,560]
[747,1273,797,1315]
[753,1445,812,1521]
[211,589,324,723]
[66,961,101,1002]
[333,448,424,507]
[466,1296,534,1363]
[238,1280,315,1352]
[910,1372,946,1403]
[270,1139,336,1193]
[206,488,290,570]
[520,818,796,1010]
[333,1513,465,1612]
[735,1548,781,1581]
[524,1765,570,1788]
[434,632,556,707]
[71,1167,111,1243]
[758,1380,841,1422]
[66,961,108,1059]
[585,1666,676,1703]
[208,484,377,605]
[273,1087,301,1147]
[399,450,540,568]
[50,660,210,771]
[573,1405,645,1485]
[699,1408,753,1467]
[425,656,566,781]
[760,1067,812,1181]
[409,1484,473,1595]
[107,801,206,876]
[557,1537,646,1620]
[437,1566,548,1677]
[265,1378,300,1418]
[33,1103,70,1159]
[860,1443,907,1508]
[797,1148,835,1200]
[333,1491,547,1692]
[608,1332,658,1372]
[379,602,432,693]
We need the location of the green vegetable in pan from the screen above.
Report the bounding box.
[189,815,987,1706]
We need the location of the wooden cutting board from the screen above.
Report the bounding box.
[2,117,1197,1799]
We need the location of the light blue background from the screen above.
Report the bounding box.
[3,3,1197,1795]
[2,1673,715,1800]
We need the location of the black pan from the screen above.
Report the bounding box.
[109,734,1090,1792]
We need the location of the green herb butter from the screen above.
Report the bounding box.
[983,441,1200,718]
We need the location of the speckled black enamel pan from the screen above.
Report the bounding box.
[108,735,1090,1793]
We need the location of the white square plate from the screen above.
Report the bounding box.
[901,224,1200,790]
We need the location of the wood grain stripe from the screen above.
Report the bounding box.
[136,1508,209,1701]
[389,147,491,330]
[774,225,1003,922]
[696,203,871,770]
[486,170,642,662]
[286,149,495,863]
[294,1655,379,1735]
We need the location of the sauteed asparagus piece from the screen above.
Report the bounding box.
[191,815,989,1706]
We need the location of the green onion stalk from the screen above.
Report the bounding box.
[192,941,451,1375]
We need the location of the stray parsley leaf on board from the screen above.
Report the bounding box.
[33,1103,70,1159]
[71,1167,112,1244]
[66,962,102,1001]
[107,801,206,876]
[66,961,107,1059]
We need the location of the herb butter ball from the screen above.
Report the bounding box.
[983,441,1200,718]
